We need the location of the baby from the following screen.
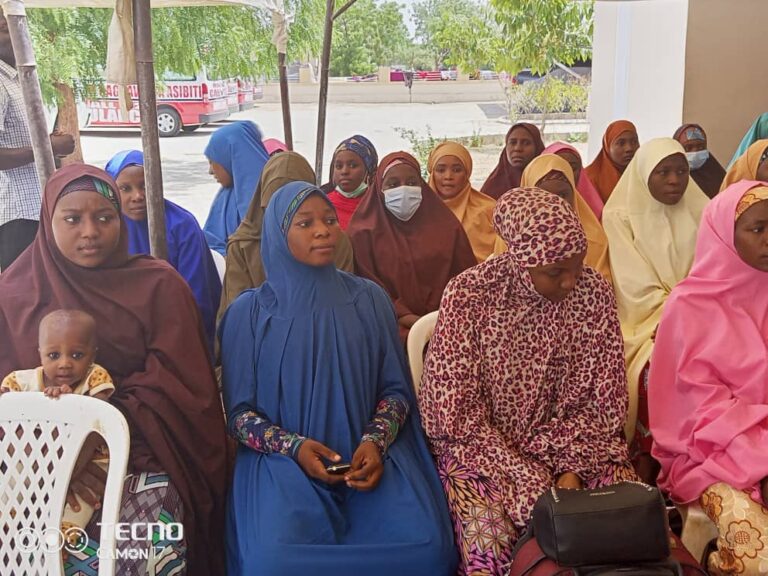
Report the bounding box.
[1,309,114,538]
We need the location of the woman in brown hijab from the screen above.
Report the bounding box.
[0,164,227,576]
[347,151,476,342]
[672,124,726,198]
[219,151,354,320]
[481,122,545,200]
[585,120,640,202]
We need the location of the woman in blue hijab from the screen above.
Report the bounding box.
[204,120,270,254]
[105,149,221,353]
[219,181,457,576]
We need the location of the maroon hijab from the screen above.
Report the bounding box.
[0,164,227,576]
[347,151,476,341]
[481,122,545,200]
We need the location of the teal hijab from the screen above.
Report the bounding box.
[729,113,768,168]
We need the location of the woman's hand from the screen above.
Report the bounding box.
[67,461,107,512]
[398,314,420,329]
[296,439,346,485]
[555,472,583,490]
[345,441,384,491]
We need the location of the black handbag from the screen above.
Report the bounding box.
[531,481,670,567]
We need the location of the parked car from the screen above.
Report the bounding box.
[82,69,230,137]
[440,69,457,81]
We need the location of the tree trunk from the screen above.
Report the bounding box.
[54,83,83,166]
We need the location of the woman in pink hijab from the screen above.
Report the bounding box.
[544,142,604,220]
[649,180,768,574]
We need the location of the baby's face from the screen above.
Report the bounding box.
[38,322,96,389]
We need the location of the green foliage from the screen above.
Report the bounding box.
[429,3,502,72]
[490,0,593,75]
[393,126,445,177]
[503,76,590,126]
[27,2,325,104]
[330,0,410,76]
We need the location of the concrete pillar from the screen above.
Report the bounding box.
[589,0,768,164]
[299,65,313,84]
[378,66,391,83]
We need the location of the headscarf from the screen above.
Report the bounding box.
[219,181,456,572]
[602,138,709,439]
[262,138,287,155]
[218,151,354,321]
[649,181,768,504]
[544,142,604,220]
[203,121,270,255]
[728,112,768,168]
[672,123,726,199]
[480,122,545,200]
[0,164,227,576]
[427,141,505,262]
[347,151,477,341]
[324,135,379,229]
[585,120,638,203]
[521,154,612,284]
[720,139,768,191]
[105,150,222,354]
[419,188,630,532]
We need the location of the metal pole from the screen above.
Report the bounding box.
[3,5,55,189]
[278,51,293,150]
[313,0,335,182]
[132,0,167,260]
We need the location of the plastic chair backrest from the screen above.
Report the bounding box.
[0,393,130,576]
[210,249,226,282]
[406,310,440,394]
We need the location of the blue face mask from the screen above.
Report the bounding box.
[383,185,422,221]
[685,150,709,171]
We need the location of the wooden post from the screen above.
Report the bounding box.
[54,83,83,166]
[3,6,55,189]
[278,51,293,150]
[313,0,335,182]
[132,0,168,260]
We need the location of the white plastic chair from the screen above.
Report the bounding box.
[406,310,440,394]
[678,502,718,565]
[0,393,130,576]
[210,249,226,283]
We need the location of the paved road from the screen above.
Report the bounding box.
[80,99,587,226]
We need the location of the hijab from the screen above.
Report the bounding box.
[585,120,638,203]
[219,151,354,321]
[602,138,709,439]
[203,121,270,255]
[262,138,288,155]
[105,149,222,353]
[720,139,768,191]
[521,154,612,284]
[325,135,379,229]
[346,151,476,341]
[480,123,545,200]
[419,187,630,522]
[0,164,227,576]
[427,141,505,262]
[544,142,604,220]
[673,123,726,198]
[728,112,768,169]
[649,181,768,504]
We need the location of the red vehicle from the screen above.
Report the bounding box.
[238,78,261,111]
[83,71,230,137]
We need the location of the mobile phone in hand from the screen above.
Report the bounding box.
[326,463,351,475]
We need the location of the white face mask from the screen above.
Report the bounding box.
[685,150,709,171]
[383,185,422,221]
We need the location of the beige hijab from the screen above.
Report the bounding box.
[218,152,354,321]
[521,154,613,285]
[602,138,708,439]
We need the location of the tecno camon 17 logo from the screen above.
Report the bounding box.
[14,522,183,561]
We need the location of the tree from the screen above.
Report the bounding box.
[27,2,325,105]
[431,7,503,72]
[490,0,593,74]
[330,0,410,76]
